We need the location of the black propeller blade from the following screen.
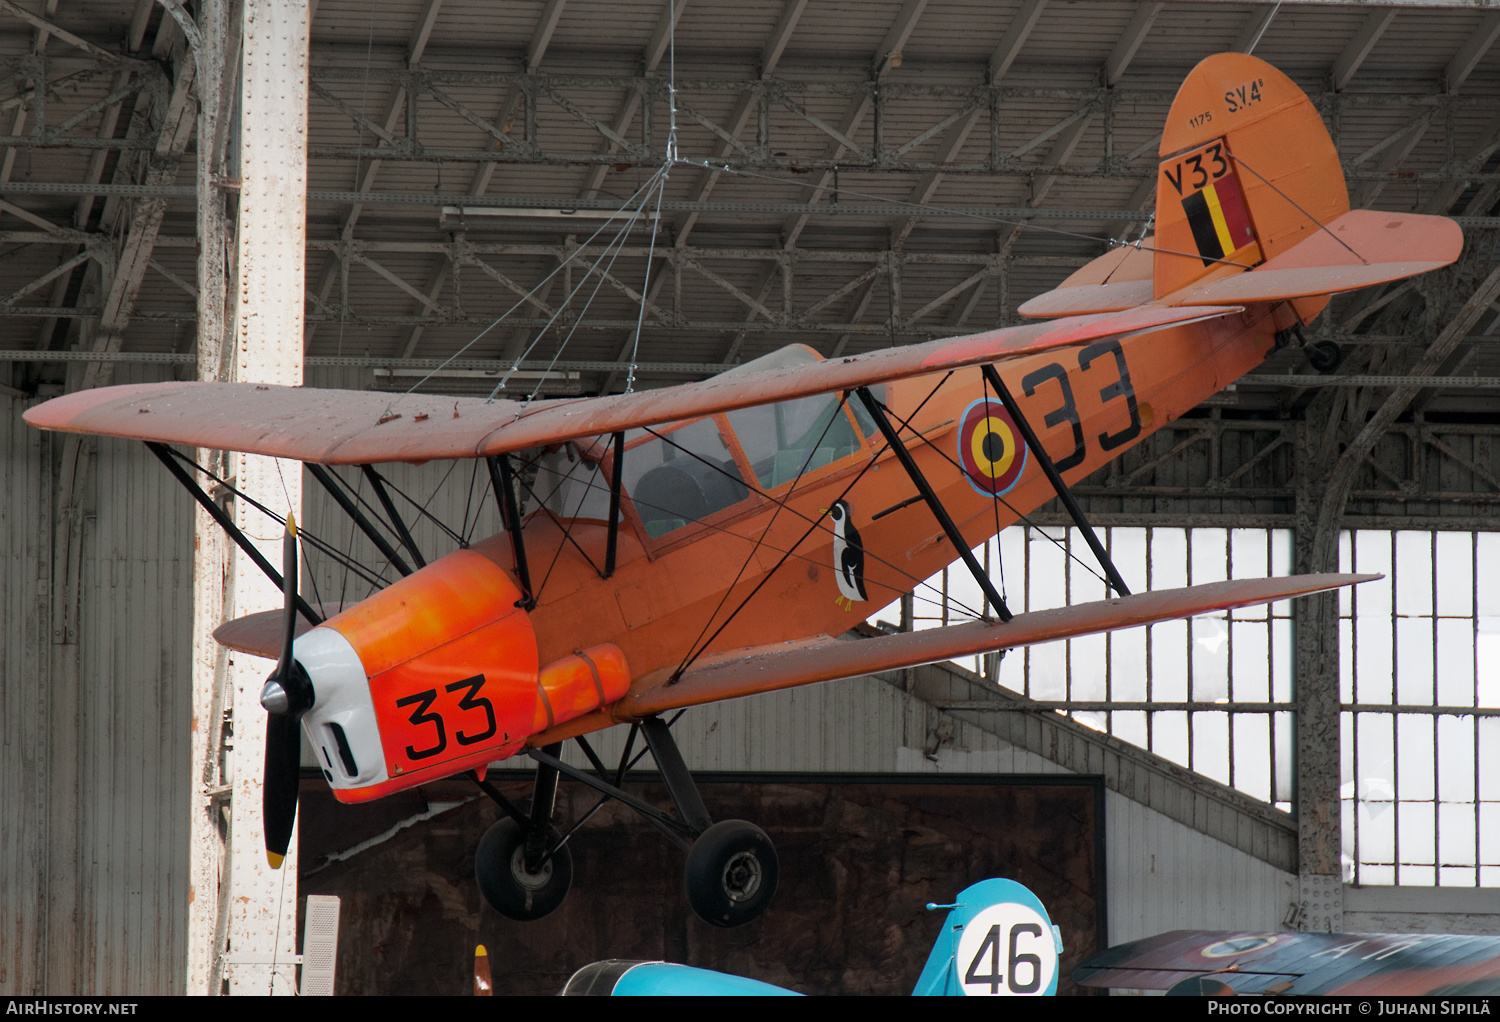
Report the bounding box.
[260,514,313,869]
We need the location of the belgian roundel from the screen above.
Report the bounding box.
[958,398,1027,497]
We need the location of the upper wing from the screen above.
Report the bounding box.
[528,573,1370,741]
[1074,930,1500,996]
[22,304,1236,464]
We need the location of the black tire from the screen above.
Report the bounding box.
[683,819,778,927]
[475,818,572,921]
[1307,340,1344,373]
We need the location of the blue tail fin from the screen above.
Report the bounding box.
[911,878,1064,997]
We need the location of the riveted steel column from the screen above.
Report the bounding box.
[1294,411,1343,933]
[223,0,309,996]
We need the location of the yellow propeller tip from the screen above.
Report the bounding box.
[475,945,488,957]
[286,512,297,537]
[266,851,285,869]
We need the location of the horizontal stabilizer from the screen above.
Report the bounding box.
[1016,278,1154,318]
[1165,209,1462,306]
[24,304,1237,464]
[215,601,341,658]
[597,572,1372,722]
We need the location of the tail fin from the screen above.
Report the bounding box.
[1018,53,1460,321]
[911,878,1063,997]
[1153,52,1347,302]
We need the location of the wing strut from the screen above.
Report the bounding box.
[360,465,427,570]
[979,363,1132,598]
[306,463,414,578]
[855,388,1013,623]
[487,454,536,610]
[146,442,322,627]
[603,431,624,578]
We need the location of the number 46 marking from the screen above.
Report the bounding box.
[964,922,1044,995]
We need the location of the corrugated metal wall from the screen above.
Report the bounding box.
[1,380,192,996]
[1106,792,1296,945]
[2,393,51,994]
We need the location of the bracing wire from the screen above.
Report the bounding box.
[671,394,854,677]
[488,164,671,402]
[516,446,975,623]
[379,170,675,414]
[869,394,1112,591]
[523,172,663,403]
[172,451,389,592]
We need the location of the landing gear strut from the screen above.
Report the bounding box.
[473,743,574,921]
[470,720,780,927]
[638,716,780,927]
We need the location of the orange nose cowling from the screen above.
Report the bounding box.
[533,644,631,734]
[324,547,540,800]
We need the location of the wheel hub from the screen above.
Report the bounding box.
[721,850,762,903]
[510,844,555,891]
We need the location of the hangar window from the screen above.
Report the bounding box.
[881,525,1500,889]
[879,525,1297,808]
[1338,530,1498,888]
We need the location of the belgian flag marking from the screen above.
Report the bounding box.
[1182,171,1255,266]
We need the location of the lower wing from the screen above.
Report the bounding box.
[530,572,1372,742]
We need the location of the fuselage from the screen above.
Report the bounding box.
[521,304,1272,677]
[305,301,1276,801]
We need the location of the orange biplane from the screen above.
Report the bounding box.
[23,53,1463,927]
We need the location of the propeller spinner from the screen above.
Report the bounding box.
[259,514,315,868]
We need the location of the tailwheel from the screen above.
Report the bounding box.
[475,818,572,921]
[684,820,778,927]
[1306,339,1344,373]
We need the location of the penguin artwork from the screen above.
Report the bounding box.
[827,499,867,610]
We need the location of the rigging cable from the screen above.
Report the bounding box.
[522,169,664,403]
[486,163,671,402]
[382,170,676,412]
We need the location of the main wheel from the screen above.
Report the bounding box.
[475,818,572,921]
[1307,340,1344,373]
[684,819,778,927]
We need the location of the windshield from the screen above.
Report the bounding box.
[725,394,863,490]
[622,418,749,539]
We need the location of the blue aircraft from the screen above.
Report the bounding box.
[550,878,1064,997]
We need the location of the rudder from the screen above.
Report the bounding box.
[1154,54,1348,304]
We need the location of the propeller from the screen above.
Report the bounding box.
[259,514,315,869]
[474,945,493,996]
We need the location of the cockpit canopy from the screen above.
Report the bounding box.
[528,344,879,542]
